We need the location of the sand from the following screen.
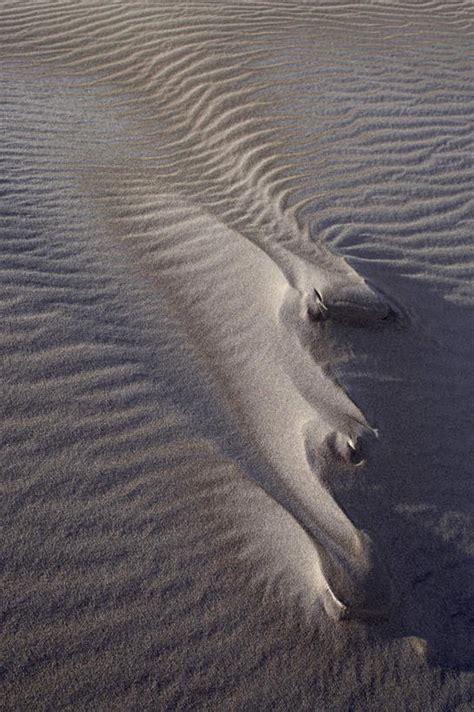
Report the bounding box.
[1,1,473,710]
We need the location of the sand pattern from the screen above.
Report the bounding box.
[1,2,473,710]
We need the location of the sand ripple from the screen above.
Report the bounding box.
[1,1,473,709]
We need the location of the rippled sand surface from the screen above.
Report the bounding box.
[1,2,473,710]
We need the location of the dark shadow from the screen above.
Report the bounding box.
[321,258,473,672]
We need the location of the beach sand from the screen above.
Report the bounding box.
[1,1,473,709]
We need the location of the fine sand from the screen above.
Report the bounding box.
[1,1,473,710]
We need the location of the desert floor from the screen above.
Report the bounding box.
[1,2,473,710]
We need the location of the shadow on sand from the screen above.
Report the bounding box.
[325,260,473,672]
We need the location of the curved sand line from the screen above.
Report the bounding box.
[0,0,406,619]
[2,0,472,624]
[2,1,473,709]
[0,1,402,330]
[96,184,392,619]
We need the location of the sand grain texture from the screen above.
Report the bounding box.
[1,1,473,710]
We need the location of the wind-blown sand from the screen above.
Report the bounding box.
[1,1,473,709]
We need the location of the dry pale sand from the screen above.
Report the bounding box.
[1,1,473,710]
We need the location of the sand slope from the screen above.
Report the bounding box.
[1,1,473,710]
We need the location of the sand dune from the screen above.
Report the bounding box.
[1,1,473,710]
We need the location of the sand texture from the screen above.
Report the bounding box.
[1,1,473,710]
